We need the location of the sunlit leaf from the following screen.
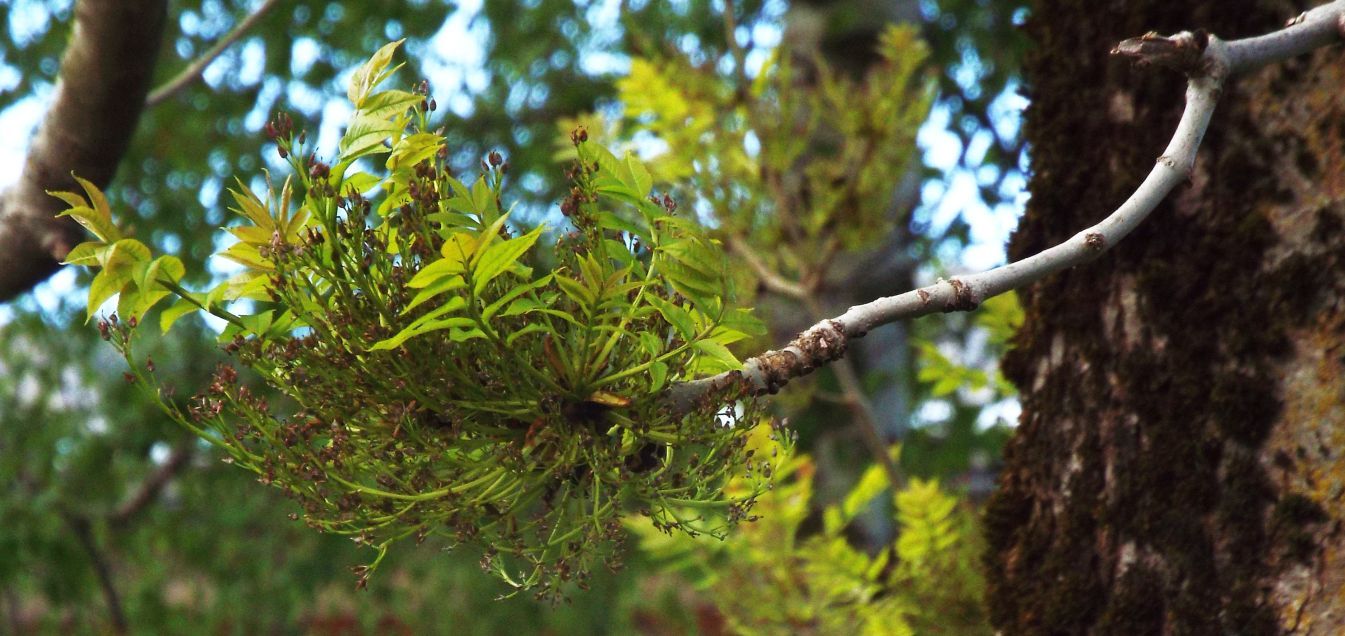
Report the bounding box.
[347,39,405,108]
[473,225,543,295]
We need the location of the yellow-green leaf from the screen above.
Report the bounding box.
[62,241,108,266]
[403,274,466,313]
[359,88,421,121]
[387,132,443,172]
[228,182,274,231]
[338,114,402,158]
[690,339,741,373]
[473,225,543,295]
[56,206,121,243]
[87,268,133,321]
[371,316,473,351]
[159,300,201,334]
[348,39,405,108]
[646,295,695,341]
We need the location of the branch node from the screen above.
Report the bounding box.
[1084,232,1107,253]
[943,278,980,312]
[1112,30,1210,76]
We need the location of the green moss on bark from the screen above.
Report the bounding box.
[984,1,1337,634]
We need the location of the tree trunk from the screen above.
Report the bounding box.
[0,0,167,302]
[984,1,1345,634]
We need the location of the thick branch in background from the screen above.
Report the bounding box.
[108,442,193,529]
[0,0,168,302]
[664,0,1345,415]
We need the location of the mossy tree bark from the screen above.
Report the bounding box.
[984,1,1345,633]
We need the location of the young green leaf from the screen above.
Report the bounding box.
[473,225,543,296]
[159,299,202,334]
[371,316,475,351]
[347,39,405,108]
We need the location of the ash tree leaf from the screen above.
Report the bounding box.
[135,255,185,291]
[691,339,742,374]
[483,273,554,322]
[375,297,470,350]
[470,212,512,266]
[406,295,467,326]
[721,307,767,337]
[84,239,154,320]
[62,241,109,266]
[228,181,276,231]
[360,89,422,121]
[340,172,384,197]
[240,311,274,336]
[403,274,466,313]
[118,284,170,324]
[646,295,695,341]
[339,114,403,160]
[347,39,405,108]
[56,206,121,243]
[649,361,669,391]
[504,323,551,346]
[370,317,475,351]
[47,189,88,211]
[619,151,653,197]
[470,176,496,221]
[53,177,122,242]
[387,132,444,172]
[555,275,596,309]
[473,224,544,296]
[159,299,201,334]
[596,211,651,244]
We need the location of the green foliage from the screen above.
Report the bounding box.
[596,23,933,285]
[631,429,991,635]
[57,42,782,598]
[917,291,1022,399]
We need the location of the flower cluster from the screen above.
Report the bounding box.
[63,41,784,597]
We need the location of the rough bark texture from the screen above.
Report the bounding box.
[0,0,168,302]
[983,1,1345,633]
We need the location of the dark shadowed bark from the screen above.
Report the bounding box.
[0,0,168,302]
[984,1,1345,633]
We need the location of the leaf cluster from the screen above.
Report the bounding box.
[630,431,990,635]
[57,41,782,598]
[602,24,933,287]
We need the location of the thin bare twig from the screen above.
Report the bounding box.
[145,0,283,107]
[800,295,904,489]
[666,1,1345,415]
[721,0,751,99]
[725,234,807,299]
[109,442,194,528]
[63,513,127,634]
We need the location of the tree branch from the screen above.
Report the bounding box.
[145,0,283,108]
[108,442,194,529]
[62,512,127,634]
[725,234,808,299]
[0,0,169,302]
[665,1,1345,415]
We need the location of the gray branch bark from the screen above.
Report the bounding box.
[664,0,1345,415]
[0,0,169,302]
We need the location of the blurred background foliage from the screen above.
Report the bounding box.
[0,0,1028,631]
